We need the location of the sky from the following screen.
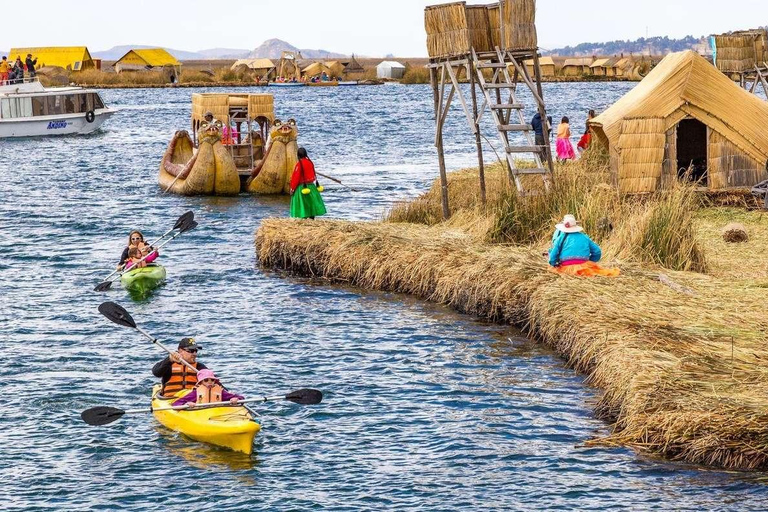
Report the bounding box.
[1,0,766,56]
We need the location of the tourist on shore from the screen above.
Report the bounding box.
[25,54,37,78]
[548,214,619,277]
[555,116,576,161]
[171,369,243,407]
[0,56,9,85]
[153,337,208,397]
[531,112,552,149]
[289,147,327,220]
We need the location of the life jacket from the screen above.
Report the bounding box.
[196,383,223,404]
[162,362,198,396]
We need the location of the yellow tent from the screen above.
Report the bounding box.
[591,50,768,194]
[114,48,181,73]
[9,46,93,71]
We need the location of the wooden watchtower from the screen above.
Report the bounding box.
[425,0,554,219]
[712,30,768,98]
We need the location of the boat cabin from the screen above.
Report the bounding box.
[191,93,274,175]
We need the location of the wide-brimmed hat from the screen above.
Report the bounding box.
[196,369,219,383]
[556,214,583,233]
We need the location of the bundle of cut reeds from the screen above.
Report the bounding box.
[714,35,756,72]
[425,2,471,58]
[501,0,537,51]
[465,5,492,53]
[191,93,231,123]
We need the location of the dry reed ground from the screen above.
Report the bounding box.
[255,154,768,470]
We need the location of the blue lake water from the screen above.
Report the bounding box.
[2,82,768,510]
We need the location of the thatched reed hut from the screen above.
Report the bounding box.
[561,57,593,76]
[113,48,181,77]
[343,55,365,74]
[230,58,275,80]
[590,50,768,195]
[712,29,768,73]
[524,56,555,76]
[302,62,332,79]
[9,46,94,71]
[589,57,611,76]
[424,0,537,59]
[612,57,634,77]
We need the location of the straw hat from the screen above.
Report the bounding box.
[556,214,583,233]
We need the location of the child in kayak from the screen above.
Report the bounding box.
[172,369,244,407]
[123,246,158,270]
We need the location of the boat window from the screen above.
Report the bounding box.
[78,94,88,113]
[92,93,105,110]
[47,95,65,115]
[31,97,44,116]
[0,97,32,118]
[64,95,77,114]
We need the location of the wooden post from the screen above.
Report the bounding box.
[430,64,450,220]
[532,52,555,175]
[469,63,487,204]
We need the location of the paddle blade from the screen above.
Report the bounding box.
[81,406,125,426]
[285,389,323,405]
[93,281,113,292]
[173,211,194,230]
[178,219,198,234]
[98,302,137,328]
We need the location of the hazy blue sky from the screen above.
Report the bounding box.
[1,0,765,55]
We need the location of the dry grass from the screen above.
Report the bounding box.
[256,214,768,470]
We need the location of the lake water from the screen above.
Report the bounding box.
[2,83,768,510]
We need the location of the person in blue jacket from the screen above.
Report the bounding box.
[548,214,619,276]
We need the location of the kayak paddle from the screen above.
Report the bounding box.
[97,301,198,373]
[94,214,197,292]
[81,389,324,426]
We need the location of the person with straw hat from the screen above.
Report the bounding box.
[548,214,619,277]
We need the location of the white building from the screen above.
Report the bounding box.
[376,61,406,79]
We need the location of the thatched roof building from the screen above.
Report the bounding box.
[113,48,180,73]
[590,50,768,194]
[231,58,275,79]
[711,29,768,73]
[524,56,555,77]
[589,57,611,76]
[9,46,94,71]
[344,55,364,74]
[561,57,593,76]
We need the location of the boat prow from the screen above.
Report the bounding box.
[120,263,166,294]
[151,385,260,454]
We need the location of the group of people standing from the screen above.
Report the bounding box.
[531,109,596,163]
[0,54,37,85]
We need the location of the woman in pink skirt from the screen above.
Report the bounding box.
[556,116,576,162]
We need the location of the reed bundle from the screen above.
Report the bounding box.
[248,94,274,122]
[191,93,231,123]
[487,4,500,48]
[425,2,471,58]
[714,35,757,72]
[256,205,768,469]
[502,0,537,50]
[617,118,666,194]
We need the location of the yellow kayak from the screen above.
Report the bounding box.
[151,384,260,454]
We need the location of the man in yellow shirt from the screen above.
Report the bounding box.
[0,56,9,85]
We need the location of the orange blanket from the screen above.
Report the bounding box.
[550,261,620,277]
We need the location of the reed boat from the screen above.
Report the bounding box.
[306,81,338,87]
[159,93,278,195]
[268,82,304,87]
[0,78,114,138]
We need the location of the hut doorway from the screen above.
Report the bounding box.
[676,119,708,183]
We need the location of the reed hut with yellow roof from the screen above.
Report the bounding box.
[9,46,94,71]
[113,48,181,75]
[590,50,768,195]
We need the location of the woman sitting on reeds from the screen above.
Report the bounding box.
[556,116,576,162]
[289,147,327,220]
[548,214,619,277]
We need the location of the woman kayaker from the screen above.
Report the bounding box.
[548,214,619,277]
[152,338,208,397]
[118,230,158,269]
[289,147,327,220]
[172,369,244,407]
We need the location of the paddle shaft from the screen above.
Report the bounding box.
[124,395,293,415]
[315,171,357,191]
[112,229,185,282]
[164,172,184,194]
[133,324,198,374]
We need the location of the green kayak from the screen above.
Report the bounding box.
[120,263,166,294]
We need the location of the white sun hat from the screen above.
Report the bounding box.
[556,214,583,233]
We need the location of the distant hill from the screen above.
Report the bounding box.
[248,38,347,59]
[93,45,203,61]
[197,48,250,59]
[544,35,711,57]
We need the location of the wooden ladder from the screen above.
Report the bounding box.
[472,47,551,195]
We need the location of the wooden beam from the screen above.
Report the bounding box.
[532,52,556,176]
[469,64,487,204]
[430,65,450,220]
[445,63,476,134]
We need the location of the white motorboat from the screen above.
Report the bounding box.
[0,78,115,138]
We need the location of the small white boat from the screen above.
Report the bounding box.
[338,81,359,86]
[267,82,305,88]
[0,78,115,138]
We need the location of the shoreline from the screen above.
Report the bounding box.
[253,164,768,471]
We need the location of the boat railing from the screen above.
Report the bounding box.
[0,76,40,86]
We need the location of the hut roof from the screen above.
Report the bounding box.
[613,57,633,69]
[591,50,768,164]
[602,57,621,67]
[114,48,180,68]
[524,56,555,67]
[231,58,274,70]
[302,62,332,76]
[589,58,611,68]
[344,55,364,72]
[9,46,93,71]
[562,57,593,67]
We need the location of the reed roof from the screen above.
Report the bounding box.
[591,50,768,165]
[524,56,555,67]
[562,57,593,67]
[9,46,93,71]
[114,48,180,68]
[230,58,275,71]
[589,58,611,68]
